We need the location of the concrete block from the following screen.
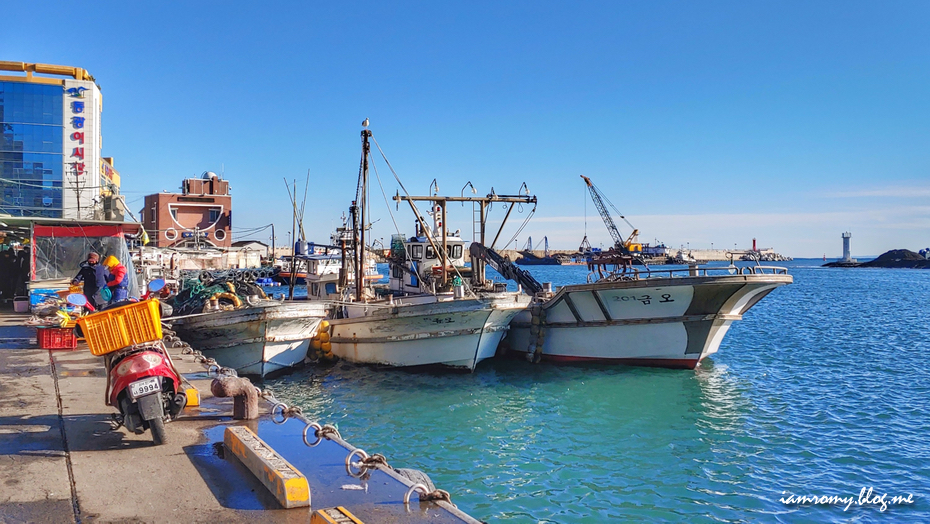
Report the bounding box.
[311,506,365,524]
[223,425,310,509]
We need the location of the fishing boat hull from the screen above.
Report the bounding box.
[328,294,530,370]
[170,301,327,377]
[273,272,308,285]
[506,270,792,369]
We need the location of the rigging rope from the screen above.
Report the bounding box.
[371,135,477,297]
[502,206,537,252]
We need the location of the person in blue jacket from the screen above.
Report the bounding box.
[71,252,109,310]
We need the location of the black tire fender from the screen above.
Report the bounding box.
[137,392,164,421]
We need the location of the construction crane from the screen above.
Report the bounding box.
[580,175,642,254]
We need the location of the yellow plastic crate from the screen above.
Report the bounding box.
[77,299,163,356]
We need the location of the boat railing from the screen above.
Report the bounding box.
[589,264,790,283]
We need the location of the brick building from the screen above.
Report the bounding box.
[141,171,232,248]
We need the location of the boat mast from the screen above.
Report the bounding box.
[357,127,372,301]
[288,179,297,300]
[440,200,448,285]
[478,201,486,283]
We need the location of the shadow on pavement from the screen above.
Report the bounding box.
[0,413,154,454]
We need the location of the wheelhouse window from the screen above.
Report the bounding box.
[451,244,463,259]
[411,245,423,259]
[426,246,436,259]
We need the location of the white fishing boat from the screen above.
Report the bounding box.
[498,174,792,368]
[329,227,531,369]
[505,264,791,368]
[170,299,327,377]
[330,292,528,369]
[325,122,533,370]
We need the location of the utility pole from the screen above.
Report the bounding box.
[72,167,82,219]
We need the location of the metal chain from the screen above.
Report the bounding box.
[317,424,341,440]
[404,484,456,507]
[421,488,455,506]
[260,388,279,404]
[360,453,389,469]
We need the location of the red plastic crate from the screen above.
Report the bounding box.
[37,327,78,350]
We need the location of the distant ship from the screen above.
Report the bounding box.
[515,236,560,266]
[515,251,560,265]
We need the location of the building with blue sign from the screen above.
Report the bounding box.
[0,61,122,220]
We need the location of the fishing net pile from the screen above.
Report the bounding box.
[170,269,268,316]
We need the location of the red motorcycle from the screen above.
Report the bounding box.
[104,340,186,445]
[70,279,186,445]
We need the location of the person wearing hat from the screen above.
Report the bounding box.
[72,252,109,310]
[102,255,130,304]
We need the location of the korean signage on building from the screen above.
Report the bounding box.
[66,87,87,177]
[61,80,100,219]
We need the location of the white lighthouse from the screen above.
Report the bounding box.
[841,232,856,263]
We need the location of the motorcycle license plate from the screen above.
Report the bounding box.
[129,377,162,399]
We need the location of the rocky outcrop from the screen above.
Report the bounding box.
[824,249,930,269]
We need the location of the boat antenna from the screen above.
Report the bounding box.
[298,169,310,241]
[283,178,298,299]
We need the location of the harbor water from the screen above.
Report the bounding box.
[266,260,930,522]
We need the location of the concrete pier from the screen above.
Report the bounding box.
[0,310,477,523]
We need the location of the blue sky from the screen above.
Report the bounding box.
[5,1,928,257]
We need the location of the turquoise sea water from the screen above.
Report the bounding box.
[265,260,930,522]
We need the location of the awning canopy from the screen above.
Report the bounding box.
[0,218,143,297]
[0,215,143,235]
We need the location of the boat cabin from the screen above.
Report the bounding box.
[304,253,342,299]
[389,219,468,294]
